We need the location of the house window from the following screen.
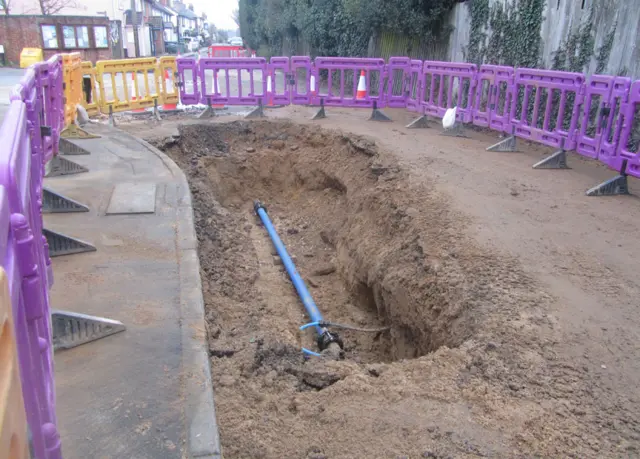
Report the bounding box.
[62,25,90,48]
[76,26,89,48]
[94,26,109,48]
[62,26,76,48]
[41,25,59,49]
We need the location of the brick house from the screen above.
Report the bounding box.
[0,15,114,65]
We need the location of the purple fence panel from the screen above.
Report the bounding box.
[614,80,640,178]
[596,77,632,167]
[0,101,60,459]
[420,61,477,123]
[267,57,291,106]
[574,75,618,159]
[472,65,514,132]
[291,56,312,105]
[176,57,200,105]
[48,56,64,153]
[386,57,411,108]
[199,57,267,106]
[35,56,63,159]
[510,68,585,150]
[311,57,386,108]
[405,60,423,113]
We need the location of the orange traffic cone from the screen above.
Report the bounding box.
[310,74,316,97]
[131,72,146,113]
[162,69,177,111]
[356,70,367,99]
[210,69,225,108]
[266,74,274,106]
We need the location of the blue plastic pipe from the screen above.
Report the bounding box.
[254,202,324,336]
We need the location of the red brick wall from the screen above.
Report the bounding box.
[0,15,114,66]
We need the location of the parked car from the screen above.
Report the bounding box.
[228,37,243,46]
[165,41,179,54]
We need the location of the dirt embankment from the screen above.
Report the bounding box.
[152,120,638,459]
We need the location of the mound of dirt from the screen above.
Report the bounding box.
[152,120,635,458]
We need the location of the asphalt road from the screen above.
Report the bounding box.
[0,67,26,123]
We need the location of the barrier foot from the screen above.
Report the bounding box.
[440,123,467,138]
[245,100,265,119]
[42,187,89,213]
[59,138,90,156]
[487,135,517,152]
[43,228,96,257]
[311,99,326,120]
[60,123,100,140]
[405,115,431,129]
[52,310,125,351]
[369,101,392,122]
[586,174,629,197]
[45,155,89,177]
[153,99,162,122]
[198,98,217,119]
[108,105,117,127]
[533,149,570,169]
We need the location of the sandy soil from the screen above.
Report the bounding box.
[121,107,640,459]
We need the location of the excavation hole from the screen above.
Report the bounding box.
[155,120,481,365]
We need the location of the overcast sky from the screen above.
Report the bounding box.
[191,0,239,30]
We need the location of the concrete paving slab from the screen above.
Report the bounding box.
[46,123,221,459]
[106,182,157,215]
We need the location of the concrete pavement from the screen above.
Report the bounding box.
[46,124,220,458]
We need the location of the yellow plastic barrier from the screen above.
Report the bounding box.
[95,57,161,113]
[80,61,101,116]
[62,52,82,128]
[158,56,179,108]
[20,47,43,68]
[61,53,99,138]
[0,267,30,459]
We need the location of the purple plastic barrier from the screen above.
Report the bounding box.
[9,63,53,292]
[22,57,63,161]
[290,56,312,105]
[405,60,423,113]
[0,101,61,459]
[589,77,632,166]
[420,61,477,123]
[613,80,640,178]
[267,57,291,106]
[386,57,411,108]
[43,56,63,157]
[310,57,386,108]
[472,65,514,132]
[574,75,630,159]
[199,57,267,105]
[510,68,584,150]
[176,57,200,105]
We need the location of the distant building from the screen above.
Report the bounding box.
[172,1,197,39]
[0,15,113,65]
[8,0,203,57]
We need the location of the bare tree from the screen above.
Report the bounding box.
[231,8,239,28]
[38,0,77,15]
[0,0,11,14]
